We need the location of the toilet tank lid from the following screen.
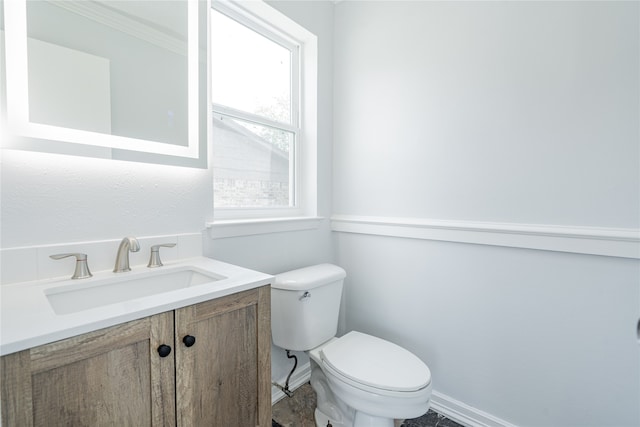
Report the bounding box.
[273,264,346,290]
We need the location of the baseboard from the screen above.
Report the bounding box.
[271,362,312,405]
[430,390,517,427]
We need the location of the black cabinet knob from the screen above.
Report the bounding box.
[183,335,196,347]
[157,344,172,357]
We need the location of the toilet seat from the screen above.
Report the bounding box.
[320,331,431,395]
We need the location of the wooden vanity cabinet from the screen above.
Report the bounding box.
[1,286,271,427]
[1,311,176,426]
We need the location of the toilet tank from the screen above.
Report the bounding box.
[271,264,346,351]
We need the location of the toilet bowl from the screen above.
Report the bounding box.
[271,264,432,427]
[310,332,431,427]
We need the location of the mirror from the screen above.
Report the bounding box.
[1,0,204,164]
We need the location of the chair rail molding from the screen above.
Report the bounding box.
[331,215,640,259]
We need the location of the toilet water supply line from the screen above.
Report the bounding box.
[272,350,298,398]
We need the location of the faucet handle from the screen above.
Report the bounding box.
[50,253,93,279]
[147,243,176,268]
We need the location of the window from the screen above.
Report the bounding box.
[210,1,312,222]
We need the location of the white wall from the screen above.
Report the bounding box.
[336,233,639,426]
[333,1,639,426]
[0,149,211,247]
[334,1,639,227]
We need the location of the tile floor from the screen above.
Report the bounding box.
[272,383,464,427]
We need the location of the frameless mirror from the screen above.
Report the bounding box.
[1,0,204,165]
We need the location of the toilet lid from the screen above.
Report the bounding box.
[320,331,431,392]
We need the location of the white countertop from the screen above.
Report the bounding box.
[1,257,273,356]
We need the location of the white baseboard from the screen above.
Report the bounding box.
[430,390,517,427]
[271,362,312,405]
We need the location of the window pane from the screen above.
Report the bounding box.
[211,9,291,124]
[213,114,294,208]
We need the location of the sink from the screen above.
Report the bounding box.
[45,268,224,315]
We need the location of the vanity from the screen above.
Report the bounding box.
[0,257,273,426]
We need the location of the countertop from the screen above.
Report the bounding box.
[1,257,273,356]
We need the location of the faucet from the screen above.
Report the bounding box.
[113,236,140,273]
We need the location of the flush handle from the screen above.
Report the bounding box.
[299,291,311,301]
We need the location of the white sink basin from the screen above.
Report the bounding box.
[45,268,224,315]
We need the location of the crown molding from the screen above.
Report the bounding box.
[50,1,187,56]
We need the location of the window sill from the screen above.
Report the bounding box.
[206,216,324,239]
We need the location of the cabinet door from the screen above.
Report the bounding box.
[175,286,271,427]
[1,312,175,427]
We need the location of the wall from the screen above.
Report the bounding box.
[0,149,211,248]
[333,2,639,426]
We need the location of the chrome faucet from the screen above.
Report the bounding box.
[113,236,140,273]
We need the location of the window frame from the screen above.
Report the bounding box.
[210,0,308,221]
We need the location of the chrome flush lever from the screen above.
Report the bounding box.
[147,243,176,268]
[50,253,93,279]
[299,291,311,301]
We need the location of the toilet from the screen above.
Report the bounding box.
[272,264,432,427]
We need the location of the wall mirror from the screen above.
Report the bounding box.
[1,0,205,166]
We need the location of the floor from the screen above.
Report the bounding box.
[272,383,464,427]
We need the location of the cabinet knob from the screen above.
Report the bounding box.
[183,335,196,347]
[157,344,172,357]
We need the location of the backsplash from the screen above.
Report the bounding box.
[1,232,203,285]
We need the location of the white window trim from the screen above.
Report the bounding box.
[206,0,318,236]
[208,216,324,239]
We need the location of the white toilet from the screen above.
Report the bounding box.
[272,264,432,427]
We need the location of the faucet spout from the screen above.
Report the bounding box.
[113,236,140,273]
